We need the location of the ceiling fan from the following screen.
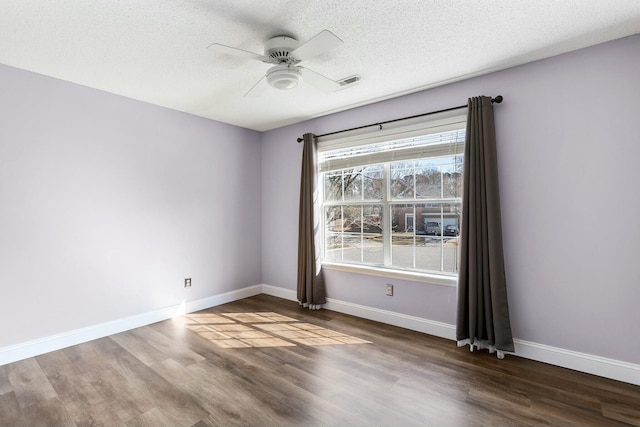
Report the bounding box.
[208,30,355,97]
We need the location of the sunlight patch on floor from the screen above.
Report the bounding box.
[184,312,371,348]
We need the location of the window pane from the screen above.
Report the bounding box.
[342,205,363,232]
[341,233,362,263]
[324,232,342,262]
[390,204,418,269]
[343,168,363,201]
[362,204,383,265]
[442,241,460,273]
[414,159,442,199]
[324,204,383,265]
[324,205,343,262]
[442,156,464,198]
[324,171,343,202]
[362,231,383,265]
[415,235,444,271]
[390,161,415,199]
[323,205,362,263]
[363,165,384,200]
[391,203,461,274]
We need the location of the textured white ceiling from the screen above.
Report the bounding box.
[1,1,639,131]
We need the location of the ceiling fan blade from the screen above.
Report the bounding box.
[299,67,341,92]
[290,30,343,61]
[243,75,269,98]
[207,43,269,63]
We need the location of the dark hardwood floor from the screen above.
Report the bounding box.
[1,294,639,426]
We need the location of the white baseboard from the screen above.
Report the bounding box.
[513,339,640,386]
[185,284,262,313]
[261,284,640,386]
[3,283,639,387]
[262,284,456,339]
[0,285,262,367]
[261,284,298,302]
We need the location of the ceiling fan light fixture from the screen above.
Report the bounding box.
[266,64,303,90]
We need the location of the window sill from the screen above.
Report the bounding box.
[321,262,457,287]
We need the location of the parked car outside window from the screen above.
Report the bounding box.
[444,225,459,236]
[425,221,441,235]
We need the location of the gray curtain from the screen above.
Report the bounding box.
[456,96,514,358]
[297,133,326,309]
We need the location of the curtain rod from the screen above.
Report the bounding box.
[296,95,503,142]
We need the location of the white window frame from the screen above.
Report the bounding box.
[317,110,467,287]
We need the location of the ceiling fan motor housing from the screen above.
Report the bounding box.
[264,36,299,63]
[209,29,345,96]
[266,64,303,90]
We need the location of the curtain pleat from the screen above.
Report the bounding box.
[297,133,326,309]
[456,96,514,357]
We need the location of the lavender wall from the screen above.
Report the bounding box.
[0,64,262,348]
[261,35,640,364]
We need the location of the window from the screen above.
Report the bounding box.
[318,114,465,277]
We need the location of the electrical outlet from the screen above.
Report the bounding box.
[184,278,192,288]
[386,284,394,296]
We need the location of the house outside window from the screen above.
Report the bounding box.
[318,114,466,279]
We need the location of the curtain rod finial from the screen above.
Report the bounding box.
[297,137,303,143]
[492,95,503,104]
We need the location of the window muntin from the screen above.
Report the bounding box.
[319,122,465,276]
[324,204,384,265]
